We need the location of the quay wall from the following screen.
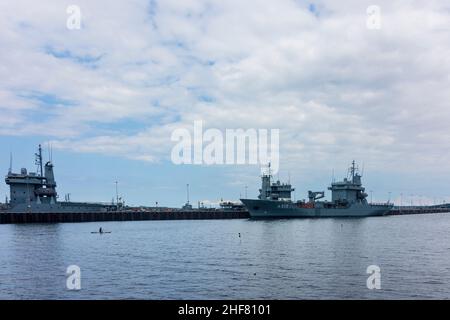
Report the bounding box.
[0,210,250,224]
[387,208,450,216]
[1,208,449,224]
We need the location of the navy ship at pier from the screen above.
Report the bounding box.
[241,161,393,218]
[3,145,115,213]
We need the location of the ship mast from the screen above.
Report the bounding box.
[351,160,356,182]
[35,144,43,180]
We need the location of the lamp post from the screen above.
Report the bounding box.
[400,193,403,212]
[115,181,119,211]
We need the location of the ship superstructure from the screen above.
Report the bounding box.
[6,145,58,207]
[4,145,114,213]
[328,161,368,206]
[259,164,295,201]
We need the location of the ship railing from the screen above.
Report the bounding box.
[60,201,116,206]
[370,202,391,206]
[393,205,447,210]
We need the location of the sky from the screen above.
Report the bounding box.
[1,0,450,207]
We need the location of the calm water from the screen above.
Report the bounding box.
[1,213,450,299]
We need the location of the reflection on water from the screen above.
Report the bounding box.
[0,213,450,299]
[4,224,65,299]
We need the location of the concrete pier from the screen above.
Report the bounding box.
[0,210,250,224]
[1,207,449,224]
[387,207,450,216]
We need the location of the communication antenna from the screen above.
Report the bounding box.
[332,168,335,183]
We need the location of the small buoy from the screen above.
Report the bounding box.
[253,273,256,276]
[238,233,241,238]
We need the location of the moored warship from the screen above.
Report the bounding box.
[3,145,114,213]
[241,162,393,218]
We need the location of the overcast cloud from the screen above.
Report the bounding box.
[1,0,450,177]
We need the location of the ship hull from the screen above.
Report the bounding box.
[241,199,392,218]
[5,203,110,214]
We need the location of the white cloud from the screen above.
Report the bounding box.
[1,0,450,175]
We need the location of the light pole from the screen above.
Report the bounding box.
[186,184,190,205]
[400,193,403,211]
[115,181,119,211]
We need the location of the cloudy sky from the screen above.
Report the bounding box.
[1,0,450,207]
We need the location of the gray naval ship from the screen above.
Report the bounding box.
[241,161,393,218]
[3,145,113,213]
